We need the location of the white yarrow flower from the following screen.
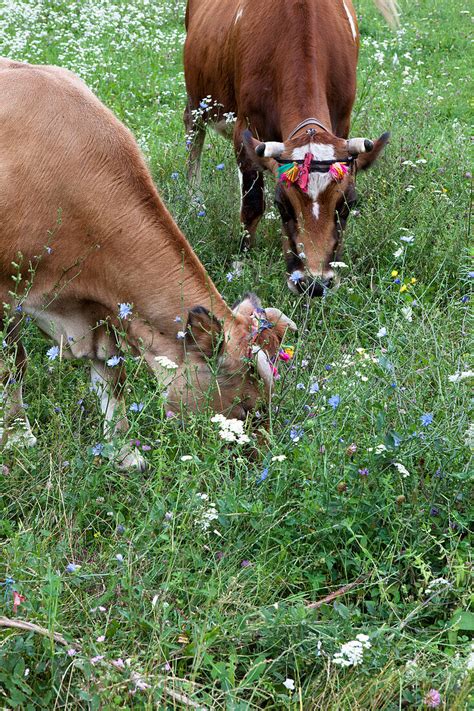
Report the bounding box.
[393,462,410,478]
[154,355,179,370]
[271,455,287,462]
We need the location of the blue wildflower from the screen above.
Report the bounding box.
[45,246,53,254]
[216,163,225,170]
[226,272,234,282]
[258,467,269,483]
[328,395,340,409]
[290,426,304,443]
[289,270,304,284]
[358,467,369,476]
[325,364,332,371]
[46,345,60,361]
[199,100,207,109]
[118,302,132,319]
[309,382,319,393]
[15,304,22,313]
[421,413,433,426]
[296,383,305,390]
[461,295,469,303]
[171,172,179,180]
[65,563,79,573]
[92,443,104,456]
[106,355,122,367]
[197,210,206,217]
[130,402,144,413]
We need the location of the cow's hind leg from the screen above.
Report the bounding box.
[90,360,146,471]
[234,126,265,250]
[184,98,206,186]
[0,317,36,448]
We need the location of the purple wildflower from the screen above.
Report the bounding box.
[423,689,441,708]
[358,467,369,476]
[240,559,251,568]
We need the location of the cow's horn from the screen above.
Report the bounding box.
[347,138,374,155]
[257,141,285,159]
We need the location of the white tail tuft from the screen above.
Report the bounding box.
[373,0,400,28]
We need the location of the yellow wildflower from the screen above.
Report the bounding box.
[410,277,417,284]
[400,284,408,293]
[391,270,399,278]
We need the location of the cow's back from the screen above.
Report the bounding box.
[184,0,359,139]
[0,59,159,289]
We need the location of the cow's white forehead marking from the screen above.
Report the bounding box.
[312,202,320,220]
[342,0,357,41]
[291,143,335,203]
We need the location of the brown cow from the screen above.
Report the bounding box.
[184,0,398,296]
[0,58,295,469]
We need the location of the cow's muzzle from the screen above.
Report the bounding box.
[287,271,335,297]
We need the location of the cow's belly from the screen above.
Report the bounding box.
[23,301,112,361]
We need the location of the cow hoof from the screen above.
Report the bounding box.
[116,446,147,472]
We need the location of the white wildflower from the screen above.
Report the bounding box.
[393,462,410,478]
[377,326,387,338]
[329,261,349,269]
[283,678,295,690]
[448,370,473,382]
[154,355,179,370]
[180,455,193,462]
[393,247,404,258]
[333,635,371,667]
[402,306,413,322]
[271,455,287,462]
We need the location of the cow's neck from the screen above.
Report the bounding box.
[93,192,230,362]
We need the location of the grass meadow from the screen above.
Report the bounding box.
[0,0,472,708]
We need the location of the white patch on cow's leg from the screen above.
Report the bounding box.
[342,0,357,41]
[90,361,146,471]
[238,166,243,212]
[312,202,320,220]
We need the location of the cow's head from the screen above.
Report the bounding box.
[244,129,389,296]
[167,294,296,418]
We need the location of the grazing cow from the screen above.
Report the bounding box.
[0,58,295,469]
[184,0,398,296]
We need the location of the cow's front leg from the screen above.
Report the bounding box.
[90,360,146,472]
[234,126,265,251]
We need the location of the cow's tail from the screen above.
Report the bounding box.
[373,0,399,28]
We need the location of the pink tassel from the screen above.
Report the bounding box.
[297,152,313,192]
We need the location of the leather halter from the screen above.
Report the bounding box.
[286,117,331,141]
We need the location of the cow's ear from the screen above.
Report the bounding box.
[355,132,390,171]
[185,307,223,357]
[241,130,282,173]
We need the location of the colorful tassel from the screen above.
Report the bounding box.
[297,153,312,193]
[329,162,349,181]
[278,162,299,185]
